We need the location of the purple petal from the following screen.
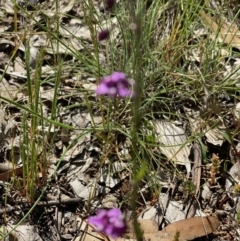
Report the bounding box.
[108,87,117,97]
[96,72,135,98]
[107,208,122,218]
[88,217,106,231]
[96,209,108,217]
[104,225,114,236]
[88,208,126,239]
[111,72,126,83]
[113,219,125,228]
[105,225,126,239]
[117,87,133,97]
[95,83,109,95]
[100,75,112,84]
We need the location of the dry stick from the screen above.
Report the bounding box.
[192,141,202,194]
[54,189,62,241]
[0,198,83,214]
[188,141,209,238]
[184,141,202,218]
[54,206,62,241]
[0,167,23,181]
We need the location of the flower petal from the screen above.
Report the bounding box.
[104,225,115,237]
[96,209,108,217]
[95,83,109,95]
[88,217,105,231]
[107,208,122,218]
[113,219,125,228]
[108,87,117,97]
[111,72,126,83]
[117,87,133,97]
[88,208,126,239]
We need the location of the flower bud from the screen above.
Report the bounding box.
[106,0,115,10]
[98,29,110,41]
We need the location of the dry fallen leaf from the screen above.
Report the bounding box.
[152,120,191,175]
[121,216,219,241]
[0,78,18,100]
[127,219,159,234]
[205,125,224,146]
[200,10,240,50]
[162,216,219,240]
[7,225,43,241]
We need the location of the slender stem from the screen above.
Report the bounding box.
[128,1,145,241]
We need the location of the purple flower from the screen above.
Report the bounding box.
[96,72,134,98]
[106,0,116,10]
[88,208,127,239]
[98,29,110,41]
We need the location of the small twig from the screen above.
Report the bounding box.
[185,141,202,218]
[0,197,83,214]
[192,141,202,194]
[0,167,23,181]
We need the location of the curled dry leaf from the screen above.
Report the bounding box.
[121,216,219,241]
